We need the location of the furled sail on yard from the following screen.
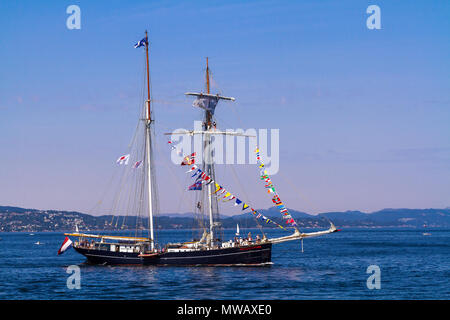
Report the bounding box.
[192,96,219,114]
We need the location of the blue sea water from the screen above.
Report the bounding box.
[0,228,448,300]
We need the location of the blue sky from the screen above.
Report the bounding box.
[0,0,449,215]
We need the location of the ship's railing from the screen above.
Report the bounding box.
[74,239,151,253]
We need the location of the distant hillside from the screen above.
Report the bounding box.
[0,205,449,232]
[318,208,450,227]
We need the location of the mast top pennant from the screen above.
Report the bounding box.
[134,38,148,48]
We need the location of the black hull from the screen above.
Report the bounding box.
[146,243,272,266]
[74,243,272,266]
[74,247,143,265]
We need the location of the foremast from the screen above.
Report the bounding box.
[204,57,217,248]
[185,58,235,249]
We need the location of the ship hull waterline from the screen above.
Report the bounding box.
[73,243,272,266]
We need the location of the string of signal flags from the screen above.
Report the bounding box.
[167,140,299,230]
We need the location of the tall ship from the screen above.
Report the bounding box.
[60,32,339,266]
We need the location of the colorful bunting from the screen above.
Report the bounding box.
[133,160,142,169]
[217,188,227,196]
[172,146,289,230]
[181,152,196,166]
[224,195,235,202]
[188,181,202,191]
[255,147,297,227]
[213,184,222,193]
[191,169,201,178]
[186,165,197,173]
[116,154,130,165]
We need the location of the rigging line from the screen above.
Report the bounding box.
[131,171,139,236]
[122,165,138,230]
[179,133,207,236]
[211,115,235,131]
[153,120,197,138]
[276,170,319,214]
[207,123,265,234]
[177,175,191,224]
[128,114,143,150]
[131,162,143,232]
[228,103,247,131]
[153,137,193,214]
[228,164,266,236]
[118,164,136,224]
[111,161,134,228]
[134,151,147,238]
[122,53,147,237]
[127,54,147,149]
[135,157,147,238]
[152,99,193,106]
[108,45,146,231]
[194,188,206,235]
[112,87,146,230]
[109,164,128,227]
[122,137,140,231]
[85,152,129,225]
[134,63,148,237]
[141,116,161,242]
[134,135,147,237]
[206,66,223,96]
[127,127,147,226]
[87,168,117,216]
[149,143,160,245]
[111,126,142,228]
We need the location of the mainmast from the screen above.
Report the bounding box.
[144,31,155,251]
[145,31,151,121]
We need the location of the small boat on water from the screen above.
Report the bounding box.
[422,233,432,236]
[60,31,339,266]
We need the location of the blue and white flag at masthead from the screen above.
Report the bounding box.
[134,38,147,48]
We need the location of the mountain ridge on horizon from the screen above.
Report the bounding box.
[2,204,447,217]
[1,205,449,232]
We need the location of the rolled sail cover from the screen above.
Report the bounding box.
[192,96,219,115]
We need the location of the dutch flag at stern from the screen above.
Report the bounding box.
[57,237,73,255]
